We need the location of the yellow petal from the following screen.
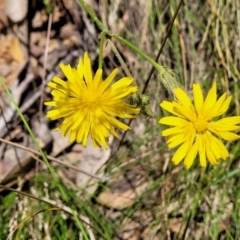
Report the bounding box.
[52,76,67,87]
[98,68,118,94]
[208,122,240,132]
[214,116,240,125]
[203,81,217,111]
[83,52,93,88]
[184,140,198,169]
[172,141,190,165]
[162,126,184,136]
[203,133,219,165]
[59,64,75,82]
[209,93,227,117]
[93,69,103,91]
[217,95,232,116]
[174,88,194,109]
[160,101,179,116]
[77,57,84,80]
[159,116,186,126]
[173,102,197,121]
[206,150,219,166]
[214,131,240,141]
[210,133,229,159]
[198,135,207,167]
[193,84,204,115]
[45,101,57,106]
[167,134,186,148]
[112,77,133,89]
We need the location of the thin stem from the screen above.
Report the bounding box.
[78,0,165,75]
[109,33,165,74]
[0,77,67,201]
[78,0,106,31]
[117,0,184,149]
[98,31,106,69]
[107,39,132,77]
[142,0,184,94]
[0,104,24,172]
[78,0,183,152]
[0,137,108,182]
[0,185,107,239]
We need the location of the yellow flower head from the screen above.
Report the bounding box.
[159,82,240,169]
[45,52,140,149]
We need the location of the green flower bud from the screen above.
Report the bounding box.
[159,68,181,96]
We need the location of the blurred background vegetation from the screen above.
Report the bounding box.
[0,0,240,239]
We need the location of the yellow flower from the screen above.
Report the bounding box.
[159,82,240,169]
[45,52,140,149]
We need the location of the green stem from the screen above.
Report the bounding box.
[78,0,181,95]
[78,0,165,74]
[78,0,106,31]
[0,77,68,201]
[0,77,88,233]
[109,33,165,74]
[98,32,106,69]
[107,39,131,77]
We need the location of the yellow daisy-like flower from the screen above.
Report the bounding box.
[45,52,140,149]
[159,82,240,169]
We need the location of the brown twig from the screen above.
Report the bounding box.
[0,137,108,182]
[0,104,24,173]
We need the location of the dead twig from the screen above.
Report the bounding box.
[0,137,109,182]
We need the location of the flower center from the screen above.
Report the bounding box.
[193,118,208,133]
[86,101,98,111]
